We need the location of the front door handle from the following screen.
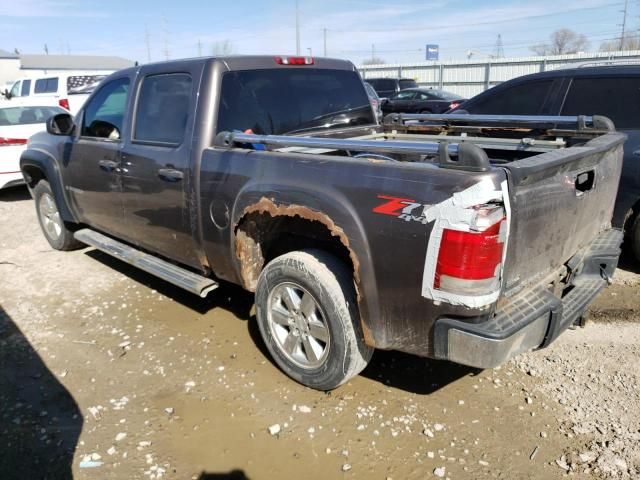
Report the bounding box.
[98,159,119,172]
[158,168,184,182]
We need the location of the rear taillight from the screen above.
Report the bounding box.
[449,101,460,110]
[59,98,70,110]
[434,209,506,296]
[274,56,314,65]
[0,137,27,146]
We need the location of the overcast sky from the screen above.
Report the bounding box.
[0,0,633,64]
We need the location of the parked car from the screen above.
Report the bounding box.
[2,72,109,114]
[0,101,66,189]
[454,64,640,261]
[363,82,382,121]
[20,56,624,390]
[382,88,465,115]
[366,77,418,98]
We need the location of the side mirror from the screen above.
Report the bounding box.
[46,113,75,136]
[380,97,389,104]
[2,89,11,100]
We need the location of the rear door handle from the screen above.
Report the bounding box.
[98,159,119,172]
[158,168,184,182]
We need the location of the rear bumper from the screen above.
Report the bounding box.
[433,228,623,369]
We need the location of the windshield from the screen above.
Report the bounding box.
[0,106,66,126]
[429,89,463,101]
[217,69,375,135]
[399,79,418,89]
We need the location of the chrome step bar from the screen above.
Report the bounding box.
[74,229,218,298]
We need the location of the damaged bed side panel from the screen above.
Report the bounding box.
[198,147,509,355]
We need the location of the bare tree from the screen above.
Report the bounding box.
[601,34,640,51]
[530,28,590,55]
[362,57,386,65]
[211,40,235,56]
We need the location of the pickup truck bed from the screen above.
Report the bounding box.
[20,56,625,390]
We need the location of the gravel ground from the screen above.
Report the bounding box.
[1,185,639,480]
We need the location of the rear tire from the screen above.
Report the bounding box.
[255,249,373,390]
[419,109,432,114]
[33,180,83,251]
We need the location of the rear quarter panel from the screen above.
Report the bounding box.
[199,148,507,355]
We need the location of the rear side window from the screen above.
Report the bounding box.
[134,73,192,145]
[468,80,553,115]
[399,79,418,89]
[34,77,59,94]
[21,80,31,96]
[369,79,396,91]
[217,69,374,135]
[561,77,640,129]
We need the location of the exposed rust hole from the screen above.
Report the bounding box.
[234,197,360,292]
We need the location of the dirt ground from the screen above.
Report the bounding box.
[1,185,639,480]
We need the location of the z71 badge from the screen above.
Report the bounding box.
[372,195,431,224]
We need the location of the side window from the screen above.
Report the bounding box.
[417,92,432,100]
[134,73,192,145]
[469,80,554,115]
[21,79,31,96]
[9,81,20,98]
[81,77,130,139]
[34,77,59,94]
[561,77,640,129]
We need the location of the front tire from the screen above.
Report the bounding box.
[255,250,373,390]
[33,180,82,251]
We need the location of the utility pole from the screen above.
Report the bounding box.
[162,16,170,60]
[323,28,327,56]
[198,38,202,57]
[145,24,151,62]
[619,0,629,49]
[295,0,301,55]
[371,44,375,62]
[493,34,505,59]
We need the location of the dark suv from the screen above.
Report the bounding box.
[365,77,418,98]
[456,64,640,260]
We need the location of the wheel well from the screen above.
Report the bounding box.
[21,165,46,188]
[623,198,640,236]
[235,211,355,292]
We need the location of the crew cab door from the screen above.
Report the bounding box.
[119,65,202,269]
[66,76,131,236]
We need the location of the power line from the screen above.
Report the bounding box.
[327,2,624,34]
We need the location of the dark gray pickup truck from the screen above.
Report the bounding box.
[20,55,625,390]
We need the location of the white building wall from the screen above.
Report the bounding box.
[359,50,640,98]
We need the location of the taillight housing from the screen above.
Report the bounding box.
[449,101,461,110]
[59,98,70,110]
[434,207,506,296]
[274,56,314,65]
[0,137,28,146]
